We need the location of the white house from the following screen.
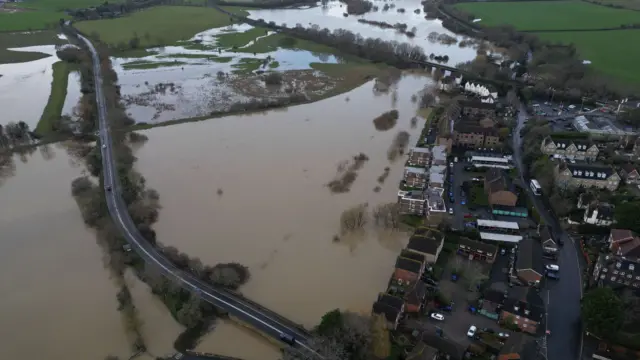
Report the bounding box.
[583,202,615,226]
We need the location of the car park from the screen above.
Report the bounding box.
[467,325,477,338]
[430,313,445,321]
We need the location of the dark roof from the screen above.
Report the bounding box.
[457,237,497,255]
[586,202,615,221]
[420,332,467,360]
[400,249,426,264]
[503,287,545,323]
[372,301,400,323]
[622,163,638,174]
[484,283,508,304]
[407,234,443,255]
[596,254,640,288]
[408,342,439,360]
[486,168,515,194]
[454,122,499,136]
[378,293,405,310]
[460,99,497,110]
[405,281,427,305]
[516,238,544,275]
[396,256,422,273]
[499,332,534,356]
[538,225,554,243]
[563,163,615,180]
[547,135,594,150]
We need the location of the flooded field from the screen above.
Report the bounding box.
[62,70,82,117]
[134,74,432,328]
[0,145,132,360]
[0,45,58,128]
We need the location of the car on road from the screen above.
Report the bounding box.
[449,208,453,215]
[449,162,454,167]
[545,264,560,272]
[500,248,506,255]
[279,333,296,345]
[546,272,560,280]
[430,313,444,321]
[467,325,477,338]
[102,144,106,149]
[106,186,112,192]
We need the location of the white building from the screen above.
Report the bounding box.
[477,219,523,243]
[583,203,615,227]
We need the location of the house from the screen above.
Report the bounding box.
[540,135,599,160]
[393,255,423,284]
[514,238,544,286]
[460,99,497,120]
[407,341,439,360]
[406,231,445,263]
[456,237,498,263]
[437,76,457,93]
[404,167,428,189]
[398,190,427,216]
[453,122,501,149]
[404,280,427,313]
[425,187,446,215]
[619,164,640,184]
[538,226,558,256]
[499,331,538,360]
[583,202,615,226]
[428,165,446,188]
[484,168,518,207]
[378,293,405,311]
[609,229,640,259]
[592,253,640,290]
[372,301,403,330]
[499,286,545,335]
[554,162,620,191]
[400,249,426,272]
[418,332,467,360]
[407,147,431,167]
[432,145,447,166]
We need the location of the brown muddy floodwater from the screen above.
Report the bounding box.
[134,74,433,354]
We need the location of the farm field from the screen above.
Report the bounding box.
[454,0,640,30]
[0,0,107,31]
[0,31,65,64]
[75,6,249,48]
[537,30,640,84]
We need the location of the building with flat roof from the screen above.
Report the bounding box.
[407,147,431,167]
[573,115,638,136]
[477,219,522,243]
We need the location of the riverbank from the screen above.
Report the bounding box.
[35,61,73,135]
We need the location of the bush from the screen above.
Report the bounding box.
[263,72,283,85]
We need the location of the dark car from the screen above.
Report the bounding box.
[279,333,296,346]
[546,272,560,280]
[106,186,112,192]
[557,238,565,247]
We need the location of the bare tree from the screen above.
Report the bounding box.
[372,202,401,229]
[340,203,368,234]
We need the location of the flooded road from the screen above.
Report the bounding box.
[0,45,57,128]
[0,145,131,360]
[134,74,431,329]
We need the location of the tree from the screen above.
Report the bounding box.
[371,202,400,229]
[176,294,204,328]
[614,201,640,233]
[370,314,391,358]
[581,287,624,339]
[316,309,344,336]
[340,204,368,234]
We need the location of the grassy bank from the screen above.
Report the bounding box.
[75,6,250,48]
[454,0,640,30]
[536,29,640,84]
[0,30,65,64]
[35,61,72,135]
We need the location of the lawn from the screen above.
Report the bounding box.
[0,30,64,64]
[454,1,640,31]
[536,30,640,84]
[75,6,250,48]
[35,61,73,135]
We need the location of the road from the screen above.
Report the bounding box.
[76,33,314,351]
[512,106,583,360]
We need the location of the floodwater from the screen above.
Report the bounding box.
[134,74,432,334]
[0,145,132,360]
[62,70,82,117]
[0,45,57,128]
[248,0,480,65]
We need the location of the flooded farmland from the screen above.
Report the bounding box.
[134,74,432,328]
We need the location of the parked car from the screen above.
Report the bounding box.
[449,208,454,215]
[545,264,560,272]
[467,326,477,338]
[500,248,506,255]
[546,272,560,280]
[430,313,444,321]
[498,332,510,339]
[482,328,495,334]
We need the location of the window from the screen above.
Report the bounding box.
[614,270,619,275]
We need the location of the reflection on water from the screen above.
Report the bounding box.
[0,45,58,128]
[134,75,430,334]
[62,70,81,117]
[248,0,479,65]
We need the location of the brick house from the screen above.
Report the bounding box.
[398,190,427,216]
[404,167,428,189]
[540,136,598,160]
[619,164,640,185]
[406,231,445,263]
[609,229,640,259]
[372,300,403,330]
[514,237,544,286]
[407,147,431,167]
[456,237,498,263]
[454,122,500,149]
[554,162,620,191]
[404,281,427,313]
[499,286,545,335]
[484,168,518,207]
[393,255,423,284]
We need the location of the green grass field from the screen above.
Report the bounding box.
[0,0,108,31]
[75,6,249,48]
[0,30,64,64]
[537,30,640,84]
[455,1,640,30]
[35,61,73,135]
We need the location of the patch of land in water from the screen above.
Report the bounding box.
[0,30,65,64]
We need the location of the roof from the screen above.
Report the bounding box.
[480,233,523,243]
[484,282,509,304]
[433,145,447,162]
[400,249,426,264]
[622,163,638,173]
[372,301,400,323]
[457,236,497,254]
[499,332,532,356]
[410,147,431,154]
[611,229,635,243]
[503,287,545,322]
[396,256,423,274]
[405,166,427,175]
[460,99,497,110]
[405,281,427,305]
[586,202,615,221]
[420,332,466,360]
[545,135,594,151]
[454,122,499,136]
[538,226,554,243]
[407,233,443,255]
[378,293,405,310]
[615,238,640,258]
[516,238,544,276]
[563,163,615,180]
[477,219,519,230]
[485,168,515,194]
[407,342,439,360]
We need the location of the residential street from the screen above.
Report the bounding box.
[512,107,584,360]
